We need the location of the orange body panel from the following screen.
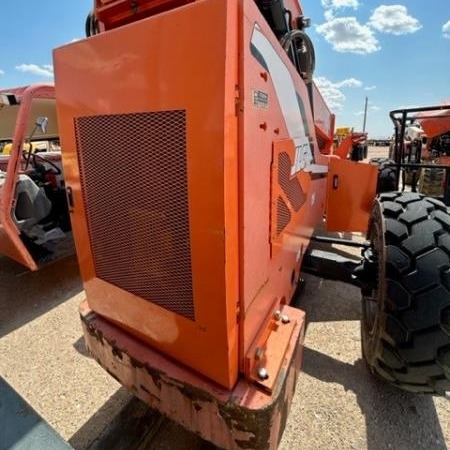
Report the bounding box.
[238,1,328,368]
[417,108,450,139]
[55,0,334,388]
[436,156,450,165]
[55,0,239,388]
[325,158,378,232]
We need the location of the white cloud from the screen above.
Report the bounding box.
[322,0,359,9]
[322,0,359,21]
[443,20,450,39]
[336,77,362,88]
[315,77,345,110]
[369,5,421,35]
[0,69,4,75]
[324,9,335,21]
[15,64,54,78]
[316,17,380,54]
[355,105,380,116]
[315,76,362,110]
[364,85,377,91]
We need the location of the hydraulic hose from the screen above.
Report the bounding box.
[280,29,316,83]
[85,11,99,37]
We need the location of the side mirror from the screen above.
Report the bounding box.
[26,116,50,145]
[36,116,48,134]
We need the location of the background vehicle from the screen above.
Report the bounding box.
[51,1,450,449]
[389,105,450,201]
[333,126,369,161]
[0,84,72,271]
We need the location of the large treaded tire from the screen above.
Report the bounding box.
[369,158,397,193]
[351,143,365,161]
[361,192,450,394]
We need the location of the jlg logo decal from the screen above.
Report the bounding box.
[292,141,314,175]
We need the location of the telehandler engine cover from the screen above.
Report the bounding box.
[54,0,326,389]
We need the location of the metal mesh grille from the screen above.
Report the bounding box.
[278,152,306,212]
[277,197,291,235]
[75,110,195,320]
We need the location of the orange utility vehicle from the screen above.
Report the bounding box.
[388,105,450,198]
[50,0,450,448]
[0,84,72,270]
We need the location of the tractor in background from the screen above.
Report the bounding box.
[0,84,72,271]
[389,105,450,202]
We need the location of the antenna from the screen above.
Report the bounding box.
[362,96,368,133]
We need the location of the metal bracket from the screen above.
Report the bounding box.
[245,304,298,393]
[302,248,361,287]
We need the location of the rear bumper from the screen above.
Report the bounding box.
[80,300,305,450]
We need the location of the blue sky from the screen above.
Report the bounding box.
[302,0,450,137]
[0,0,449,138]
[0,0,91,84]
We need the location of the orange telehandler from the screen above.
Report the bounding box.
[1,0,449,448]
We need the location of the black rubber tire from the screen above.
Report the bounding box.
[363,144,368,159]
[361,192,450,394]
[350,144,365,161]
[369,158,397,193]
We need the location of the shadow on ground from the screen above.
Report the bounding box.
[68,388,132,449]
[69,387,217,450]
[292,273,362,322]
[302,347,447,450]
[73,336,91,358]
[0,255,82,338]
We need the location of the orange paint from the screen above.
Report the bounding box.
[54,0,366,390]
[55,0,239,388]
[326,158,378,232]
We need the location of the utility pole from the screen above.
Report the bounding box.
[362,96,368,133]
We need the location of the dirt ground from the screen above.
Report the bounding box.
[1,146,449,450]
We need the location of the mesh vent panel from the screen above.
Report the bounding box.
[277,197,291,235]
[278,151,306,212]
[75,110,195,320]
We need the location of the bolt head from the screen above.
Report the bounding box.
[255,347,264,361]
[281,314,290,324]
[257,367,269,380]
[274,310,281,321]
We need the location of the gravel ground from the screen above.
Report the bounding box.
[1,146,449,450]
[0,255,131,449]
